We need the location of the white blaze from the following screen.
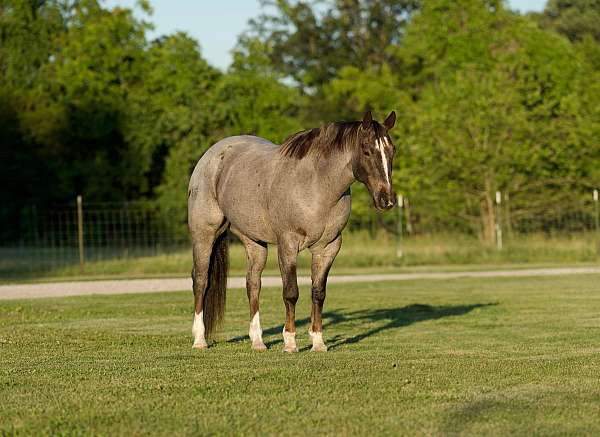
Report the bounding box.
[376,138,390,185]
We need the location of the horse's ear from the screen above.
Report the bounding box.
[361,111,372,129]
[384,111,396,130]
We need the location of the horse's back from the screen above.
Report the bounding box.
[188,135,280,241]
[189,136,277,193]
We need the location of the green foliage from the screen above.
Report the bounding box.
[324,64,409,120]
[1,0,154,223]
[316,0,600,241]
[0,0,64,87]
[155,37,304,225]
[128,33,220,221]
[213,71,303,145]
[539,0,600,43]
[244,0,419,92]
[2,0,600,244]
[397,1,598,241]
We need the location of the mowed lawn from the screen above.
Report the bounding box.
[1,275,600,435]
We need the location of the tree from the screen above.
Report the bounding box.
[396,0,599,242]
[0,0,67,84]
[0,0,68,240]
[126,32,220,200]
[0,0,220,237]
[323,63,408,120]
[154,37,303,226]
[539,0,600,43]
[30,0,152,199]
[242,0,419,94]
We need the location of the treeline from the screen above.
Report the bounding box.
[2,0,600,243]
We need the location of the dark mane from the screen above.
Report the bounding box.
[279,121,366,159]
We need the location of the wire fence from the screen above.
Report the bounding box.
[1,198,189,276]
[1,191,599,278]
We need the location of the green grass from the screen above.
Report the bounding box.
[3,230,599,282]
[2,274,600,435]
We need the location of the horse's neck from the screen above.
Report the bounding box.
[307,149,355,202]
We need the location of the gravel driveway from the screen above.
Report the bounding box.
[1,266,599,300]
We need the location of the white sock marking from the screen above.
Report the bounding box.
[249,311,263,345]
[192,311,206,346]
[309,330,326,351]
[282,328,297,351]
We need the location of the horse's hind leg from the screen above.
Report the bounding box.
[235,232,268,351]
[190,229,217,349]
[189,192,225,349]
[308,235,342,352]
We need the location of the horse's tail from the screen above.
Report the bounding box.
[203,232,229,338]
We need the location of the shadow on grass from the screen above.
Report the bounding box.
[228,302,497,349]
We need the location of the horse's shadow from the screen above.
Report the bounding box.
[227,302,497,350]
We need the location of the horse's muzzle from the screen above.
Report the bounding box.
[374,190,397,211]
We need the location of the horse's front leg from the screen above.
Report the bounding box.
[277,235,300,353]
[309,235,342,352]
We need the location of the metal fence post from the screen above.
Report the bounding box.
[77,195,85,272]
[405,197,412,235]
[396,194,403,258]
[369,209,376,239]
[495,191,503,251]
[504,191,512,240]
[594,189,599,255]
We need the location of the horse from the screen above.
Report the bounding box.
[187,110,397,352]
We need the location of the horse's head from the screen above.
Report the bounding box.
[352,111,398,211]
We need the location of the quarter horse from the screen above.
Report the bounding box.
[188,111,398,352]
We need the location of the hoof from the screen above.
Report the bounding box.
[252,342,267,351]
[283,345,298,353]
[192,341,208,350]
[311,344,328,352]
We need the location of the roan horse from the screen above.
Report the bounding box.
[188,111,397,352]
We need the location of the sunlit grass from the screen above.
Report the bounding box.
[2,274,600,435]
